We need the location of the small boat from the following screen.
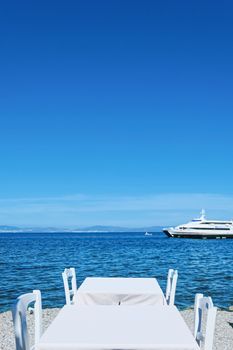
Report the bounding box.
[144,232,152,236]
[163,210,233,239]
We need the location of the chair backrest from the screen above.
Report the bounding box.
[165,269,178,305]
[194,293,217,350]
[12,290,42,350]
[62,267,77,305]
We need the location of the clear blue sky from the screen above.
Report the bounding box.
[0,1,233,226]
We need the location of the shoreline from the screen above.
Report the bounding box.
[1,308,233,349]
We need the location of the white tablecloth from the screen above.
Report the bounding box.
[74,277,166,305]
[37,305,199,350]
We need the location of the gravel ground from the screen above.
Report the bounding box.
[1,308,233,350]
[181,309,233,350]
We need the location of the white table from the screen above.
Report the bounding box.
[37,305,199,350]
[74,277,166,305]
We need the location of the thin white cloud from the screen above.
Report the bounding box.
[0,193,89,203]
[0,193,233,226]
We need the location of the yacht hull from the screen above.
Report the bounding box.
[163,229,233,239]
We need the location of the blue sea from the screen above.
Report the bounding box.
[1,231,233,312]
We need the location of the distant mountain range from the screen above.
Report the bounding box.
[0,225,163,233]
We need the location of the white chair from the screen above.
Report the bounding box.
[194,293,217,350]
[165,269,178,305]
[62,267,77,305]
[12,290,42,350]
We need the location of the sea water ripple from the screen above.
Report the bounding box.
[0,232,233,312]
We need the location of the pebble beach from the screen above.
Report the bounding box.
[1,308,233,350]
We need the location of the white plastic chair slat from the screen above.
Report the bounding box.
[199,297,214,309]
[33,290,42,345]
[194,293,203,341]
[194,293,217,350]
[12,290,42,350]
[165,269,172,301]
[62,267,77,305]
[203,306,217,350]
[165,269,178,305]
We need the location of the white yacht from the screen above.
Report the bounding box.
[163,210,233,239]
